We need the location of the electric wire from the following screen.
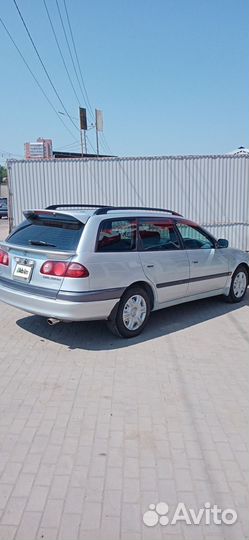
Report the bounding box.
[6,2,142,203]
[13,0,80,133]
[61,0,116,157]
[0,149,23,158]
[100,133,114,155]
[56,0,116,158]
[55,0,89,115]
[42,2,98,153]
[56,141,81,150]
[62,0,95,120]
[86,135,96,154]
[43,0,81,106]
[0,14,76,140]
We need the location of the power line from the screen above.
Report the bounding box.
[100,133,114,155]
[4,2,136,203]
[62,0,95,120]
[0,148,23,157]
[86,135,96,154]
[55,0,90,114]
[0,11,143,204]
[0,14,76,140]
[61,0,112,150]
[56,1,115,157]
[43,0,81,106]
[56,141,80,150]
[13,0,80,134]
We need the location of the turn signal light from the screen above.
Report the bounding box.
[40,261,89,278]
[0,249,9,266]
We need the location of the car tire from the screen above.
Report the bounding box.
[107,286,151,338]
[225,265,248,303]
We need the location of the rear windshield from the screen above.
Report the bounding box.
[7,213,84,251]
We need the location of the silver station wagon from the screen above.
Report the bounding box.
[0,204,248,338]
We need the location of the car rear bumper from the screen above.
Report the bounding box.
[0,280,119,321]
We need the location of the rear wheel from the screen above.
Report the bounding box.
[226,265,248,303]
[107,287,151,338]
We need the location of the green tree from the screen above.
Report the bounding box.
[0,166,7,183]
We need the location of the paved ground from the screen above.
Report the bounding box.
[0,219,248,540]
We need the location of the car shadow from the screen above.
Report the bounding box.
[16,292,249,351]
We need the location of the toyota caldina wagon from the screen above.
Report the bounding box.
[0,204,248,338]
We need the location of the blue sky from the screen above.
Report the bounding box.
[0,0,248,161]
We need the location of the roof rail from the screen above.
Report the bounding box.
[94,206,182,216]
[46,204,109,210]
[45,204,182,216]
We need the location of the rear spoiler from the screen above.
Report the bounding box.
[23,210,83,229]
[24,209,64,219]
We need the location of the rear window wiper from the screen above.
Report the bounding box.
[29,240,56,247]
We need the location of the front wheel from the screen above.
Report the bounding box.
[226,265,248,303]
[107,287,151,338]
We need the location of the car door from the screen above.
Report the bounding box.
[138,218,190,304]
[175,221,230,296]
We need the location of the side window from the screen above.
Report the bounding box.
[97,219,137,252]
[138,220,181,251]
[176,223,214,249]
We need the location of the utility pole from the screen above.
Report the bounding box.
[95,128,99,156]
[84,131,87,154]
[79,107,87,157]
[80,129,84,157]
[95,109,103,156]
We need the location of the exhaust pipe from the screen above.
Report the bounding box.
[47,317,60,326]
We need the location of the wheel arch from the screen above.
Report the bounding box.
[233,262,249,280]
[124,280,156,309]
[107,280,155,324]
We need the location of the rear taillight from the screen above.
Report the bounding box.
[0,249,9,266]
[40,261,89,278]
[65,263,89,278]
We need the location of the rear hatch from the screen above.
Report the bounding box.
[0,211,84,297]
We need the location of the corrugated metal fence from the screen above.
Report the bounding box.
[7,155,249,250]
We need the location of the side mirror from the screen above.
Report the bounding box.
[217,238,229,248]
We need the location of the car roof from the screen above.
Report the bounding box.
[24,208,187,224]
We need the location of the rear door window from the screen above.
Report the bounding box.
[97,219,137,252]
[138,219,181,250]
[7,213,84,251]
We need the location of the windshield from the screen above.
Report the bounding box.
[7,213,84,251]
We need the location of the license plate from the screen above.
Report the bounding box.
[13,263,33,282]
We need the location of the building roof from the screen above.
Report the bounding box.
[53,150,112,159]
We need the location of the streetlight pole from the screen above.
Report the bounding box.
[80,129,84,157]
[79,107,87,157]
[95,109,103,156]
[83,131,87,154]
[95,127,99,156]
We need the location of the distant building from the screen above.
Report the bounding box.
[25,138,53,160]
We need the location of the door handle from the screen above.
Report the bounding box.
[192,260,199,264]
[147,264,154,268]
